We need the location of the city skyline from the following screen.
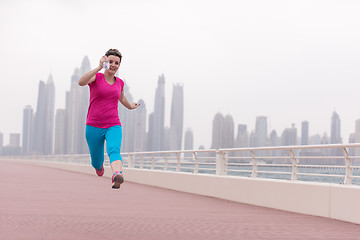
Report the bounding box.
[0,1,360,149]
[2,66,360,154]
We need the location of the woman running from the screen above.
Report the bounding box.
[79,49,139,189]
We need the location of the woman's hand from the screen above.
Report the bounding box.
[98,56,109,69]
[130,102,140,109]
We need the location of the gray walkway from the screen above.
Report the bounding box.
[1,160,359,240]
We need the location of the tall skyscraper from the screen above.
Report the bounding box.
[301,121,309,145]
[147,113,154,151]
[269,130,279,146]
[255,116,267,147]
[66,68,80,154]
[9,133,20,147]
[331,111,342,144]
[65,56,90,154]
[32,75,55,155]
[349,133,356,156]
[184,128,194,151]
[184,128,194,158]
[281,124,297,146]
[44,76,55,155]
[32,80,46,154]
[321,132,331,156]
[119,82,136,153]
[223,115,234,148]
[211,112,224,149]
[163,127,171,150]
[249,131,256,147]
[54,109,66,154]
[22,105,33,154]
[234,124,249,157]
[133,99,147,152]
[149,74,165,151]
[330,111,342,156]
[269,130,281,156]
[78,57,91,153]
[353,119,360,156]
[235,124,249,148]
[169,84,184,150]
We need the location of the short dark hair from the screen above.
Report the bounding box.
[105,49,122,62]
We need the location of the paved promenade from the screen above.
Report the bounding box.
[1,161,360,240]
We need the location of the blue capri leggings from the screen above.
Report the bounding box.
[85,125,123,170]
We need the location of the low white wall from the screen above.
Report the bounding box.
[10,160,360,225]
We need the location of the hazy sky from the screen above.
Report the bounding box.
[0,0,360,149]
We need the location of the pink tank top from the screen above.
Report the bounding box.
[86,73,124,128]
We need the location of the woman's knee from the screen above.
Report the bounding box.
[107,146,122,163]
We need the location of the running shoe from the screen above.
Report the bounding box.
[112,172,124,189]
[95,166,104,177]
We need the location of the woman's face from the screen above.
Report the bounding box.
[107,55,121,74]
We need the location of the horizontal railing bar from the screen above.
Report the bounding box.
[298,172,344,178]
[257,171,291,175]
[219,143,360,152]
[227,163,252,167]
[226,169,252,173]
[256,164,292,167]
[297,164,345,168]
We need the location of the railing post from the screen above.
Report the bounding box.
[128,153,135,168]
[216,150,227,175]
[193,152,199,174]
[151,154,155,170]
[342,147,353,184]
[176,153,181,172]
[163,153,168,171]
[250,150,258,178]
[289,149,298,181]
[140,154,144,169]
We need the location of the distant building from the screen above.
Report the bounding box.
[309,134,321,145]
[330,111,342,157]
[235,124,249,148]
[235,124,249,157]
[269,130,279,146]
[211,113,234,149]
[149,74,165,151]
[254,116,267,156]
[349,133,356,156]
[10,133,20,147]
[119,82,136,153]
[354,119,360,156]
[269,130,281,157]
[255,116,267,147]
[133,99,147,152]
[32,75,55,155]
[54,109,66,154]
[223,115,234,148]
[2,133,21,155]
[321,132,331,156]
[22,105,33,154]
[301,121,309,145]
[184,128,194,151]
[169,84,184,150]
[65,56,90,154]
[281,124,297,146]
[184,129,194,159]
[211,113,224,149]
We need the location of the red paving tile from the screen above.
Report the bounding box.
[1,160,360,240]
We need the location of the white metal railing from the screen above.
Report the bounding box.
[3,143,360,185]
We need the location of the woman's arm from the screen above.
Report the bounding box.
[78,56,108,86]
[119,90,139,110]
